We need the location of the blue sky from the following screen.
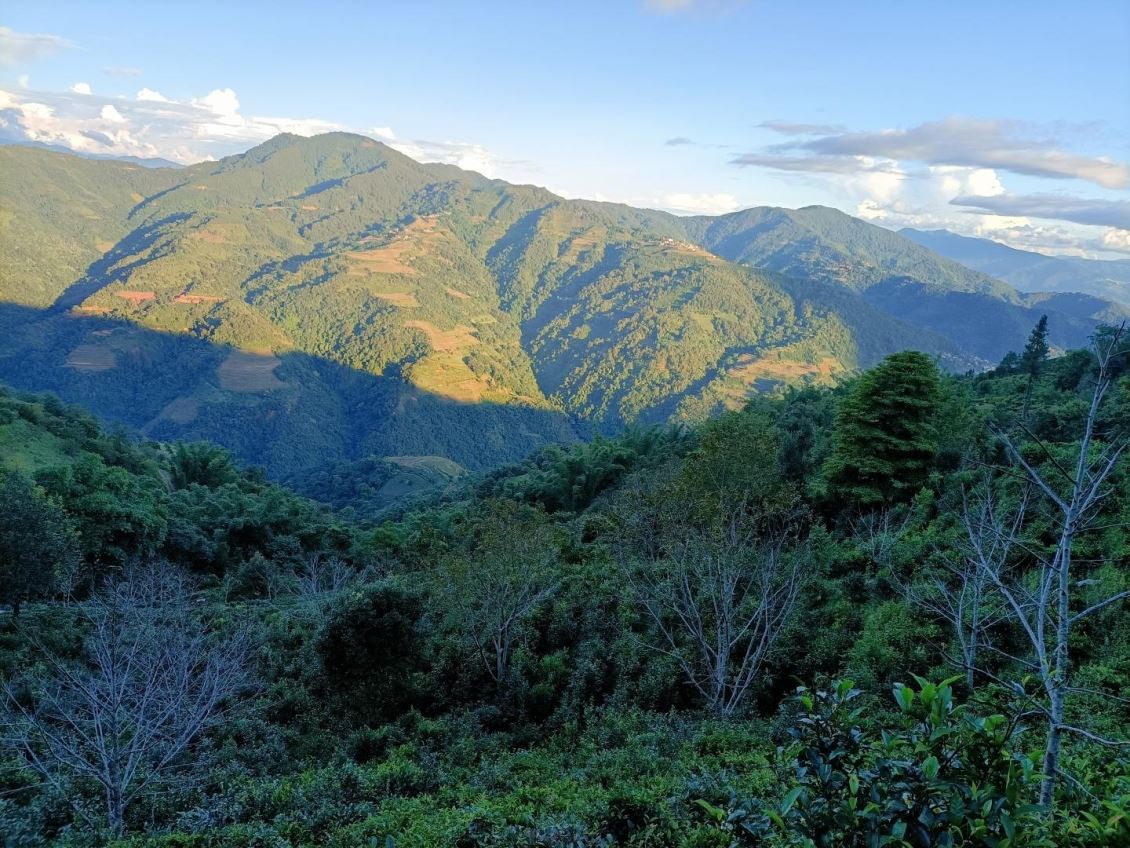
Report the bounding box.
[1,0,1128,256]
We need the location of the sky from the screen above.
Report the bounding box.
[1,0,1128,257]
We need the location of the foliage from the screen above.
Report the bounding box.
[825,352,942,508]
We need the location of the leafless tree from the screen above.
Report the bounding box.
[1,566,253,837]
[620,497,805,717]
[897,481,1020,689]
[973,324,1130,807]
[850,506,912,571]
[438,505,560,687]
[295,554,372,597]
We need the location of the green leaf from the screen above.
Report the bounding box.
[780,786,803,815]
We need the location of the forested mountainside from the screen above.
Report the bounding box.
[902,227,1130,306]
[2,327,1128,846]
[2,134,1126,477]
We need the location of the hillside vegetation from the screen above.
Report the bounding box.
[2,135,1126,477]
[1,326,1128,846]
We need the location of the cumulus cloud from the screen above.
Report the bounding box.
[386,138,507,177]
[0,27,74,67]
[0,84,347,163]
[70,82,91,95]
[660,192,742,215]
[1101,229,1130,255]
[100,104,127,124]
[371,126,396,140]
[951,193,1130,230]
[742,117,1129,189]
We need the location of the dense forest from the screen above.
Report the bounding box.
[4,136,1128,479]
[2,320,1129,847]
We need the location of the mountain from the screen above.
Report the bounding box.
[685,207,1126,361]
[0,138,184,169]
[900,228,1130,307]
[1,133,1126,476]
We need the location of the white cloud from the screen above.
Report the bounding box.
[70,82,91,95]
[387,138,504,177]
[371,126,396,140]
[0,83,347,163]
[660,192,742,215]
[1101,229,1130,255]
[193,87,240,118]
[17,74,29,88]
[136,88,169,102]
[100,104,127,124]
[738,117,1129,190]
[951,193,1130,230]
[0,27,75,67]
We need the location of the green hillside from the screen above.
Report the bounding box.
[2,340,1128,845]
[1,133,1123,475]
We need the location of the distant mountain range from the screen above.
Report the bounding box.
[0,138,184,169]
[1,133,1126,476]
[901,227,1130,307]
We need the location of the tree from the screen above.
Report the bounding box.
[0,471,80,615]
[976,324,1129,807]
[437,501,560,688]
[35,454,167,571]
[898,480,1016,690]
[1021,315,1050,379]
[168,442,239,490]
[316,581,424,721]
[614,461,809,719]
[1021,315,1050,416]
[2,566,252,836]
[825,352,942,507]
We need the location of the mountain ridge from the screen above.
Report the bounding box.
[900,227,1130,307]
[1,132,1126,476]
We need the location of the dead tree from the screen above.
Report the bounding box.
[439,505,560,688]
[898,482,1020,689]
[295,554,370,597]
[979,324,1129,807]
[1,566,253,837]
[621,498,805,717]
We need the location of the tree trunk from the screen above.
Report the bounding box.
[107,785,125,837]
[1041,524,1074,807]
[1040,688,1064,807]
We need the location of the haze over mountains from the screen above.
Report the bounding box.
[901,227,1130,307]
[1,132,1126,477]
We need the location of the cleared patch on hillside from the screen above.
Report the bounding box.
[445,287,471,300]
[190,229,228,244]
[217,351,285,392]
[174,292,225,304]
[376,291,420,308]
[345,216,441,277]
[143,395,200,432]
[115,290,156,303]
[65,344,116,372]
[404,320,477,353]
[402,321,500,402]
[376,455,468,502]
[719,353,844,405]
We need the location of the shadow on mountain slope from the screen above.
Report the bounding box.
[0,302,586,478]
